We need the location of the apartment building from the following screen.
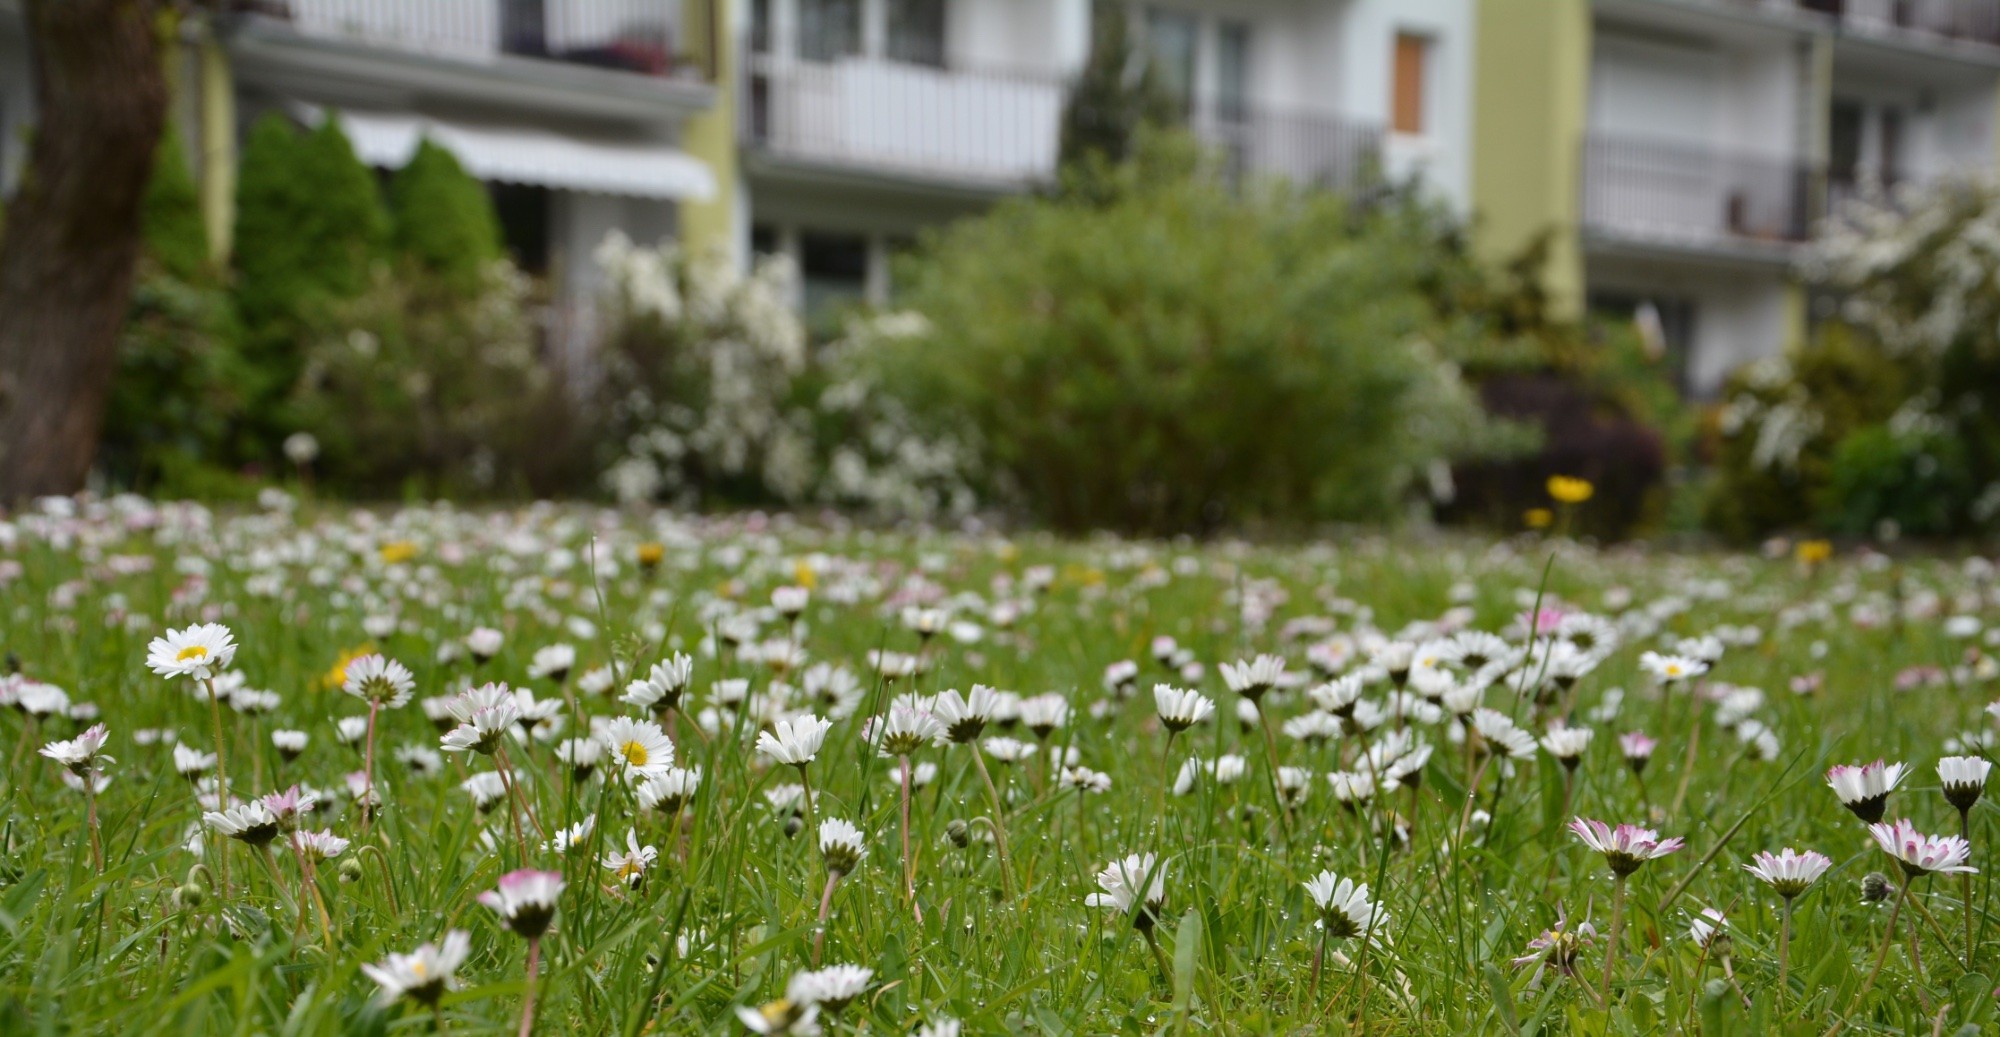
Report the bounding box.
[736,0,1476,316]
[0,0,729,356]
[1476,0,2000,396]
[8,1,2000,397]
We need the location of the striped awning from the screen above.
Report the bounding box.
[325,108,715,201]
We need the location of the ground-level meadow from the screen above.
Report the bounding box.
[2,497,1997,1034]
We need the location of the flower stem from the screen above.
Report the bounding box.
[1964,810,1976,967]
[361,701,379,835]
[813,870,841,967]
[518,935,541,1037]
[1255,710,1295,841]
[1602,875,1626,1004]
[203,677,232,895]
[84,777,102,873]
[1142,925,1172,987]
[899,755,918,915]
[970,748,1016,899]
[495,748,531,860]
[1777,896,1793,1005]
[797,764,821,851]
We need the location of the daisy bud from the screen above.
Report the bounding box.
[1618,731,1657,775]
[479,869,565,940]
[1861,871,1894,903]
[1540,725,1593,771]
[338,857,365,884]
[945,819,969,848]
[819,818,866,876]
[1826,760,1908,824]
[1938,755,1991,814]
[1744,848,1832,900]
[1153,685,1214,733]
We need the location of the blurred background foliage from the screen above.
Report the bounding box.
[90,106,2000,545]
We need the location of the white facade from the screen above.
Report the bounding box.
[1581,0,2000,396]
[0,0,717,368]
[743,0,1477,314]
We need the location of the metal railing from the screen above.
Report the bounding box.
[745,54,1382,192]
[746,56,1065,185]
[1581,134,1817,248]
[230,0,715,80]
[1805,0,2000,48]
[1191,107,1382,193]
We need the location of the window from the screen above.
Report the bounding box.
[1830,99,1863,185]
[750,0,771,54]
[501,0,548,58]
[1392,32,1429,136]
[1217,21,1251,123]
[888,0,946,68]
[490,184,550,275]
[800,0,862,62]
[1879,107,1903,185]
[800,231,870,320]
[1146,9,1198,119]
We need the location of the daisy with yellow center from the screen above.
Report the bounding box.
[597,717,674,778]
[147,623,238,681]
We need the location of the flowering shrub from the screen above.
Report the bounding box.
[1705,177,2000,539]
[592,234,976,519]
[1703,324,1909,539]
[592,232,811,506]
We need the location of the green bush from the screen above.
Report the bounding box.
[233,113,390,421]
[389,139,503,296]
[869,134,1508,534]
[1818,422,1976,538]
[286,260,575,498]
[1701,323,1911,540]
[99,136,249,492]
[100,266,249,490]
[141,128,210,284]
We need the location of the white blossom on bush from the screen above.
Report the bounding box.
[591,235,975,519]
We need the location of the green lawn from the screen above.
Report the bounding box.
[1,498,1995,1034]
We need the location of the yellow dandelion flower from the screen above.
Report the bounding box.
[1546,475,1594,505]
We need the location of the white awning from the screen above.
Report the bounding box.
[326,109,715,201]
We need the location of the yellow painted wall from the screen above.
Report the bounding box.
[1470,0,1591,317]
[679,0,738,260]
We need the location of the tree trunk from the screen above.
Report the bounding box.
[0,0,167,502]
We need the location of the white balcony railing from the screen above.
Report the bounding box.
[745,55,1384,194]
[747,56,1065,186]
[1582,134,1817,248]
[230,0,713,80]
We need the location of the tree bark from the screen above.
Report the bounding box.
[0,0,167,501]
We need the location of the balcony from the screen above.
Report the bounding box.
[745,55,1382,195]
[1653,0,2000,53]
[1581,134,1816,257]
[1192,107,1384,195]
[1804,0,2000,49]
[231,0,712,76]
[225,0,719,121]
[746,56,1065,190]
